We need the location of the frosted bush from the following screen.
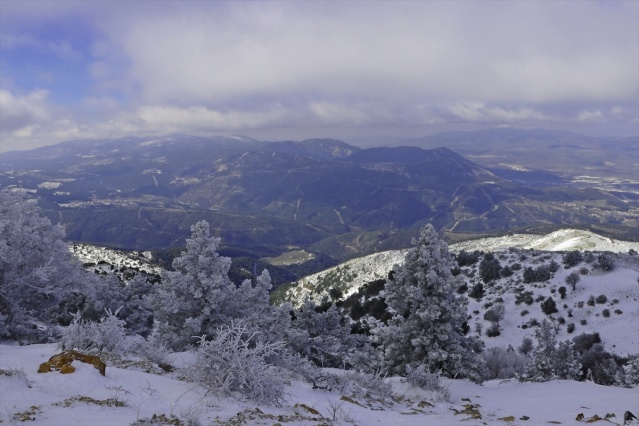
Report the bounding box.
[404,364,450,401]
[482,346,526,380]
[184,320,286,406]
[273,350,347,392]
[617,355,639,387]
[345,371,394,403]
[137,334,172,364]
[60,309,128,354]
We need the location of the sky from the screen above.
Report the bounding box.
[0,0,638,152]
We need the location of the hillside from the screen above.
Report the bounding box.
[275,230,639,357]
[275,229,639,304]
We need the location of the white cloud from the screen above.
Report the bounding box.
[448,102,547,123]
[0,89,50,133]
[99,1,637,107]
[577,110,604,123]
[135,104,293,132]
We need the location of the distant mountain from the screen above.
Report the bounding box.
[404,127,639,185]
[1,134,637,270]
[265,138,359,160]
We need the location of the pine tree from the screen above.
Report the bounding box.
[379,224,483,381]
[526,319,557,381]
[553,340,581,380]
[151,221,287,350]
[151,221,238,350]
[525,319,581,381]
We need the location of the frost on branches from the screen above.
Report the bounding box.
[379,224,483,381]
[151,221,286,350]
[185,320,286,406]
[151,221,239,350]
[525,319,581,381]
[0,189,87,341]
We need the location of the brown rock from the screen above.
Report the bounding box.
[38,350,106,376]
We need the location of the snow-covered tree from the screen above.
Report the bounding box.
[151,221,286,350]
[75,269,154,337]
[378,224,483,381]
[617,355,639,387]
[526,319,581,381]
[151,221,239,350]
[482,346,526,380]
[289,300,375,369]
[553,340,581,380]
[526,319,557,381]
[0,189,87,341]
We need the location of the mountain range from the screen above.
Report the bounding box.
[1,129,637,280]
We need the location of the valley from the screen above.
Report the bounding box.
[1,129,637,283]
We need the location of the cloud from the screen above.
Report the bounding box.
[0,0,637,151]
[0,89,50,133]
[102,1,637,106]
[135,104,293,132]
[448,102,547,123]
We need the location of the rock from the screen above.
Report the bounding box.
[157,362,174,372]
[625,411,638,425]
[576,413,585,421]
[296,404,321,416]
[38,350,106,376]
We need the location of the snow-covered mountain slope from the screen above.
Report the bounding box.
[464,250,639,356]
[69,243,163,278]
[1,343,637,426]
[276,230,639,357]
[276,250,407,307]
[278,229,639,308]
[450,228,639,253]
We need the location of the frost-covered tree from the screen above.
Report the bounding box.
[479,253,501,283]
[379,224,483,381]
[562,250,583,268]
[553,340,581,380]
[289,300,375,370]
[525,319,557,381]
[617,355,639,387]
[484,303,506,326]
[151,221,239,350]
[151,221,285,350]
[526,319,580,381]
[0,189,87,341]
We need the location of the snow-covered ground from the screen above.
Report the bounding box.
[70,243,163,278]
[279,250,407,308]
[1,343,637,425]
[450,228,639,253]
[465,251,639,356]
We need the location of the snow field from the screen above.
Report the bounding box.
[1,343,637,425]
